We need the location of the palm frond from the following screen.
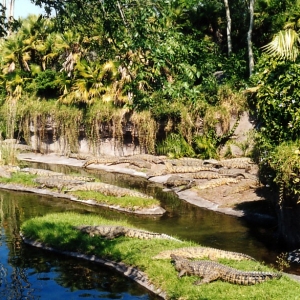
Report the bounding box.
[262,29,299,61]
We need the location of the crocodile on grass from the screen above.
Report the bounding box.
[170,255,281,285]
[74,225,182,242]
[65,182,153,199]
[153,246,256,261]
[34,177,86,192]
[21,167,64,177]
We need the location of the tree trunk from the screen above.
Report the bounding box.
[8,0,14,18]
[247,0,255,77]
[223,0,232,56]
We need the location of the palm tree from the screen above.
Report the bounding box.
[262,10,300,61]
[59,59,119,105]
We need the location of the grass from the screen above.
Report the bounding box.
[0,171,37,186]
[70,190,160,210]
[0,171,160,210]
[21,212,300,300]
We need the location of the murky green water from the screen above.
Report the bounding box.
[1,162,299,299]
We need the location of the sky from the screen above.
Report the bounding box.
[14,0,45,19]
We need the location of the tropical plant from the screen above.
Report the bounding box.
[262,4,300,61]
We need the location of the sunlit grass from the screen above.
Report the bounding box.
[70,190,160,209]
[21,212,300,300]
[0,171,37,186]
[0,171,160,209]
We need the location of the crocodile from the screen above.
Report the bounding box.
[223,180,258,197]
[130,154,165,164]
[165,175,194,188]
[68,153,93,160]
[146,169,168,178]
[65,182,153,199]
[82,156,118,168]
[74,225,181,242]
[165,158,205,167]
[21,168,64,177]
[108,158,152,169]
[34,177,85,192]
[170,255,281,285]
[194,178,240,190]
[216,158,255,169]
[164,162,219,174]
[153,246,256,261]
[187,171,240,180]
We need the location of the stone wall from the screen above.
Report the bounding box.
[27,111,255,157]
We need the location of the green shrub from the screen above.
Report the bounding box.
[251,55,300,143]
[156,133,195,158]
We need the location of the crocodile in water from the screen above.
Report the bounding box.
[153,246,256,261]
[74,225,182,242]
[171,255,281,285]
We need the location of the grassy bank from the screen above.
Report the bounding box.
[0,171,160,209]
[21,212,300,300]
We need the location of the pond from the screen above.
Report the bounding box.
[1,162,299,299]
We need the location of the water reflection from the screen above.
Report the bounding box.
[0,191,160,299]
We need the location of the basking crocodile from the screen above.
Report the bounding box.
[194,177,240,190]
[166,158,205,167]
[129,154,165,164]
[68,153,93,160]
[164,162,218,174]
[153,246,256,261]
[146,169,168,178]
[223,180,258,197]
[65,182,153,199]
[74,225,181,242]
[171,255,281,285]
[34,177,86,192]
[21,167,64,177]
[108,158,152,169]
[187,171,241,180]
[216,158,255,169]
[82,156,118,168]
[165,175,194,188]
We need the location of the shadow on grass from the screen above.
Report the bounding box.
[22,221,124,260]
